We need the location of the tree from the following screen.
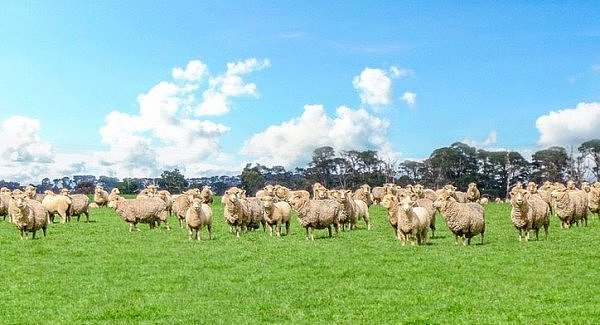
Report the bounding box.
[305,146,337,187]
[530,146,569,183]
[157,169,188,193]
[426,142,478,190]
[117,178,144,194]
[240,163,265,195]
[578,139,600,181]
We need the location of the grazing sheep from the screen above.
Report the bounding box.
[260,195,292,237]
[551,187,588,228]
[42,191,72,224]
[94,185,109,207]
[434,191,485,245]
[60,189,91,222]
[288,191,343,240]
[8,193,48,239]
[381,194,402,239]
[185,198,213,240]
[353,184,373,207]
[466,183,481,202]
[509,189,550,241]
[371,186,386,205]
[331,189,371,230]
[113,197,169,231]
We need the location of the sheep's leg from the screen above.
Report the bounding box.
[60,212,67,224]
[208,224,212,240]
[198,226,202,241]
[42,226,47,237]
[85,211,89,222]
[268,224,273,236]
[32,230,37,239]
[454,235,459,245]
[20,229,24,240]
[328,225,332,237]
[285,221,290,236]
[543,224,549,239]
[187,226,193,241]
[276,222,281,237]
[364,213,371,230]
[534,228,540,241]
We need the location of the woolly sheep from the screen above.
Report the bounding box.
[185,197,213,240]
[0,193,10,221]
[479,197,489,204]
[42,191,72,224]
[9,193,48,239]
[60,188,91,222]
[406,193,436,238]
[0,187,10,195]
[371,186,386,204]
[113,197,169,231]
[381,194,402,239]
[173,194,194,228]
[509,189,550,241]
[443,185,468,203]
[466,183,481,202]
[94,185,109,207]
[353,184,373,207]
[222,188,244,236]
[331,189,371,230]
[260,195,292,237]
[582,182,600,218]
[551,187,588,228]
[288,191,343,240]
[255,184,275,199]
[312,182,329,200]
[434,190,485,245]
[199,186,214,204]
[396,193,430,246]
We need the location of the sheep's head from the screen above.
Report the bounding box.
[111,188,120,195]
[44,190,55,196]
[360,184,371,193]
[509,189,526,207]
[443,184,457,195]
[400,194,417,212]
[381,194,397,210]
[412,184,424,196]
[550,188,567,200]
[11,193,26,209]
[191,198,202,210]
[0,187,11,195]
[433,191,454,211]
[526,182,538,194]
[59,188,70,196]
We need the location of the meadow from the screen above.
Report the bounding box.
[1,198,599,324]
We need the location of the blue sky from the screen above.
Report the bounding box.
[1,1,600,183]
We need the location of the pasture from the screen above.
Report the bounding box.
[1,199,599,323]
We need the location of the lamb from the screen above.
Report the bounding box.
[94,185,109,207]
[42,191,72,223]
[260,195,292,237]
[353,184,373,207]
[288,190,343,240]
[331,189,371,230]
[509,189,550,241]
[8,193,48,239]
[113,197,169,231]
[185,197,213,240]
[466,183,481,202]
[551,187,588,228]
[434,190,485,245]
[60,188,91,222]
[396,193,430,245]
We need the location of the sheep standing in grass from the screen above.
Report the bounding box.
[353,184,373,207]
[94,185,109,207]
[185,198,213,240]
[509,189,550,241]
[401,191,436,238]
[371,186,386,205]
[60,188,91,222]
[288,191,342,240]
[466,183,481,203]
[396,193,430,246]
[173,194,194,228]
[312,182,329,199]
[42,191,72,223]
[113,197,169,231]
[434,190,485,245]
[582,182,600,218]
[273,185,310,203]
[443,185,468,203]
[233,195,265,231]
[551,187,588,228]
[1,193,10,221]
[200,186,214,204]
[9,193,48,239]
[260,195,292,237]
[381,194,402,239]
[331,189,371,230]
[222,188,246,237]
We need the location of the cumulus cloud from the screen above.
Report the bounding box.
[463,131,498,148]
[240,104,398,168]
[353,68,393,106]
[401,92,417,107]
[536,102,600,147]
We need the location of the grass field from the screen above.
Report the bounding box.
[1,198,599,324]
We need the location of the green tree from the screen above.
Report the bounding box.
[241,163,265,195]
[530,146,569,183]
[157,169,188,193]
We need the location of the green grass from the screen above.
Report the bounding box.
[1,199,599,324]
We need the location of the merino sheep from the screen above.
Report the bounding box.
[199,186,214,204]
[582,182,600,218]
[353,184,373,207]
[443,185,468,203]
[509,189,550,241]
[0,193,10,221]
[331,189,371,230]
[233,194,266,231]
[396,194,430,246]
[260,195,292,237]
[255,184,275,199]
[371,186,386,205]
[173,194,194,228]
[222,188,245,236]
[551,187,588,228]
[113,197,169,231]
[312,182,329,200]
[42,191,72,223]
[381,194,402,239]
[59,189,91,222]
[434,191,485,245]
[9,193,48,239]
[185,197,213,240]
[273,185,310,203]
[94,185,109,207]
[288,191,343,240]
[466,183,481,202]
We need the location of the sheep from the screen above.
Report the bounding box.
[0,187,10,195]
[551,187,588,228]
[273,185,310,203]
[407,193,436,238]
[381,194,402,239]
[466,183,481,202]
[434,190,485,245]
[371,186,386,204]
[582,182,600,218]
[509,189,550,241]
[479,197,489,204]
[173,194,194,228]
[0,193,10,221]
[222,188,245,236]
[42,191,72,224]
[199,186,214,204]
[60,189,91,222]
[396,193,430,246]
[232,195,266,231]
[312,182,329,200]
[260,195,292,237]
[94,185,109,207]
[185,197,213,240]
[330,189,371,230]
[288,190,343,240]
[255,184,275,199]
[353,184,373,207]
[443,185,468,203]
[411,184,438,202]
[8,193,48,239]
[113,197,169,231]
[156,190,173,217]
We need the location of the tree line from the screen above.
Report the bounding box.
[3,139,600,198]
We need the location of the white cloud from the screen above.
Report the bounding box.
[353,68,393,106]
[401,92,417,107]
[240,104,399,168]
[172,60,208,81]
[462,131,498,148]
[389,66,413,78]
[536,102,600,148]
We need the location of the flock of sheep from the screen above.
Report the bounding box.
[0,179,596,244]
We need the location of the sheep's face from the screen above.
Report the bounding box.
[400,196,415,212]
[59,188,70,196]
[381,194,397,209]
[360,184,371,193]
[191,199,202,210]
[510,190,526,207]
[550,189,566,200]
[433,194,453,211]
[12,194,26,208]
[260,196,274,209]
